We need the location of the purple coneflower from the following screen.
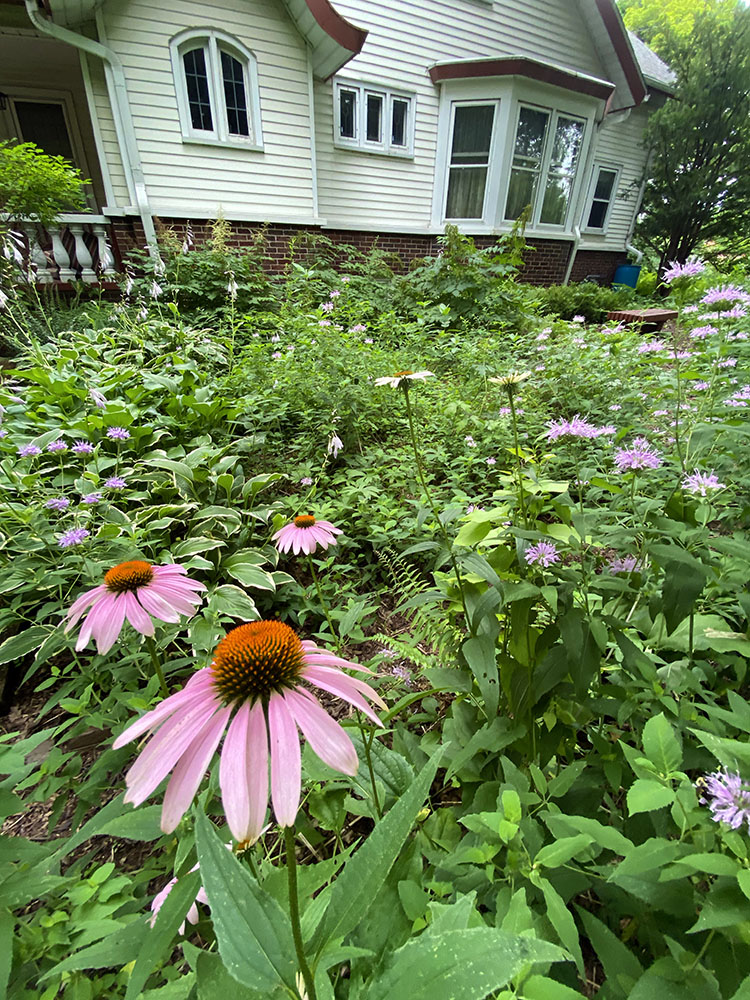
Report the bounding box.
[525,540,559,568]
[699,771,750,831]
[105,476,127,489]
[66,560,205,654]
[374,370,434,389]
[17,443,41,457]
[682,470,726,496]
[45,497,70,512]
[273,515,341,556]
[58,527,90,548]
[112,620,385,840]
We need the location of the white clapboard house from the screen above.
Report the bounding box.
[0,0,673,284]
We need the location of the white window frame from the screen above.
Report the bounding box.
[582,163,621,234]
[170,28,263,151]
[333,79,415,157]
[432,78,596,237]
[444,99,500,223]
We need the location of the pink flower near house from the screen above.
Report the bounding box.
[661,258,705,282]
[113,620,386,841]
[273,515,341,556]
[65,561,206,655]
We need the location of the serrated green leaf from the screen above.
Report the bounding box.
[642,714,682,774]
[535,835,593,869]
[627,779,675,815]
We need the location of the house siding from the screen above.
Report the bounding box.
[94,0,317,220]
[315,0,608,233]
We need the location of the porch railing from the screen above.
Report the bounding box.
[15,214,117,284]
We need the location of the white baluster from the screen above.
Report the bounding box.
[23,225,53,283]
[68,224,96,282]
[49,226,75,282]
[92,223,116,275]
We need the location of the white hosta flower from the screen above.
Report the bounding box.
[328,433,343,458]
[150,280,163,300]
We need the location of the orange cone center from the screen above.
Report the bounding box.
[211,621,305,703]
[104,560,154,593]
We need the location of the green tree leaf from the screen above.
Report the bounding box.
[627,779,676,815]
[642,713,682,774]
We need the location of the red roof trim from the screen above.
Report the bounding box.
[429,58,614,100]
[302,0,367,55]
[595,0,647,106]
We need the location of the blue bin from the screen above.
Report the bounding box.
[613,264,642,289]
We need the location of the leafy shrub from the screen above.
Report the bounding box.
[532,279,635,322]
[0,140,88,226]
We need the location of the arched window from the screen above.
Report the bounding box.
[170,29,263,149]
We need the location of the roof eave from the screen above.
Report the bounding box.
[281,0,367,79]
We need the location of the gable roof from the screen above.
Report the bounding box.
[628,30,676,93]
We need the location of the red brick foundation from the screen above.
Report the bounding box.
[109,217,626,286]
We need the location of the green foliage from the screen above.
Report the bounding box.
[0,140,88,226]
[619,0,740,54]
[637,4,750,266]
[530,280,635,322]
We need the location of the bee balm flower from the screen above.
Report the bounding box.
[273,515,341,556]
[65,561,206,654]
[113,620,386,840]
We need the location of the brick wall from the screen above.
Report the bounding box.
[109,217,626,286]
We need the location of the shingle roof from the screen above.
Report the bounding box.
[628,31,676,91]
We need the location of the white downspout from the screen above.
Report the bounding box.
[23,0,158,252]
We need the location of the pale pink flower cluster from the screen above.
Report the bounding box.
[682,470,726,496]
[661,258,705,283]
[525,540,559,567]
[545,415,611,441]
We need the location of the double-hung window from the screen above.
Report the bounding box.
[504,105,584,228]
[171,30,263,148]
[334,81,414,155]
[445,102,496,220]
[584,165,619,232]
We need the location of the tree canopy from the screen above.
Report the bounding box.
[635,4,750,266]
[618,0,740,53]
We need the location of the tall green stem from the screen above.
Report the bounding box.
[307,556,338,648]
[402,387,471,627]
[358,713,382,819]
[145,636,169,699]
[508,391,529,528]
[284,826,317,1000]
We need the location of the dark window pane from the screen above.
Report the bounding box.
[594,168,617,201]
[392,98,408,146]
[451,104,494,163]
[183,47,213,131]
[549,116,583,172]
[540,174,572,225]
[14,101,74,161]
[339,90,356,138]
[446,167,488,218]
[221,50,249,136]
[587,200,608,229]
[513,107,548,165]
[505,168,538,220]
[366,94,382,142]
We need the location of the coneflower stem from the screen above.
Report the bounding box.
[145,636,169,699]
[307,556,339,650]
[284,826,317,1000]
[357,712,382,819]
[508,391,529,528]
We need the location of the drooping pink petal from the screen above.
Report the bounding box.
[284,688,358,775]
[220,701,269,843]
[136,587,182,623]
[302,664,385,725]
[65,585,108,630]
[145,582,202,616]
[124,700,223,806]
[315,520,342,535]
[94,593,129,654]
[112,668,214,749]
[268,692,301,827]
[161,705,231,832]
[300,643,376,673]
[303,662,387,709]
[272,525,296,553]
[75,593,118,651]
[123,592,155,637]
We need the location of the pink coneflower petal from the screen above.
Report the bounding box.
[301,645,376,673]
[220,701,269,843]
[161,706,231,832]
[96,595,129,654]
[76,593,119,652]
[65,585,108,629]
[268,692,301,827]
[303,664,384,725]
[136,587,182,623]
[123,592,155,637]
[145,583,202,616]
[113,670,213,748]
[284,688,358,775]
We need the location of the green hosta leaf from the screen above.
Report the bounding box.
[222,558,276,591]
[315,748,441,951]
[148,457,195,481]
[642,714,682,774]
[366,928,567,1000]
[0,626,51,665]
[125,870,202,1000]
[209,585,259,621]
[195,813,296,992]
[535,835,594,869]
[627,779,676,815]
